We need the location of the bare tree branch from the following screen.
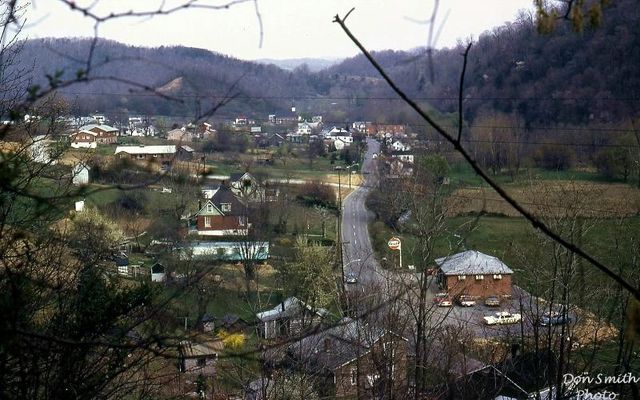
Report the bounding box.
[333,10,640,302]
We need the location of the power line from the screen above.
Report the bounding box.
[60,90,640,102]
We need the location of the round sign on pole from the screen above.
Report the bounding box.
[388,237,401,250]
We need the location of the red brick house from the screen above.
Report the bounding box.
[193,185,248,236]
[70,130,98,149]
[435,250,514,299]
[80,124,118,144]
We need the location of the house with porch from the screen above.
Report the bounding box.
[256,297,328,339]
[114,145,177,170]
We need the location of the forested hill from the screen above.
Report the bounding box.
[16,0,640,124]
[326,0,640,126]
[16,38,325,118]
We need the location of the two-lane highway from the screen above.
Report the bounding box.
[341,138,385,289]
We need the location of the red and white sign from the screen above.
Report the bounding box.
[388,237,401,250]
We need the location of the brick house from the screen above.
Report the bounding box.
[435,250,514,299]
[80,124,118,144]
[70,130,98,149]
[267,318,408,399]
[193,185,248,236]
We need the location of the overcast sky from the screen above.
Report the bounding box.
[22,0,534,60]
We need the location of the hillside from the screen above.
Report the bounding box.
[15,38,321,119]
[13,0,640,125]
[327,0,640,126]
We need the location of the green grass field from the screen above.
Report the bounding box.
[449,162,618,187]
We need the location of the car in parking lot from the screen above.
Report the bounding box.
[433,293,453,307]
[484,296,501,307]
[345,272,358,284]
[484,311,522,325]
[539,311,572,326]
[457,295,476,307]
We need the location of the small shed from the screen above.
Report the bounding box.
[150,262,166,282]
[179,339,224,376]
[200,314,216,333]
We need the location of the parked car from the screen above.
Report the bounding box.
[484,296,501,307]
[484,311,522,325]
[433,293,453,307]
[539,311,572,326]
[458,295,476,307]
[345,272,358,284]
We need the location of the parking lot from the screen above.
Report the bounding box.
[425,282,574,340]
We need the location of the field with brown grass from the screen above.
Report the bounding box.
[447,181,640,218]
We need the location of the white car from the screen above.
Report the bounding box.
[484,311,522,325]
[457,295,476,307]
[345,272,358,284]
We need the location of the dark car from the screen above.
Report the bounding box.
[484,296,501,307]
[539,311,572,326]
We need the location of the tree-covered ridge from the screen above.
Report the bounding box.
[327,0,640,126]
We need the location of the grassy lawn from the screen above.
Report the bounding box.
[370,213,640,290]
[449,162,620,187]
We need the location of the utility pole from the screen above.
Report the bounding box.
[335,166,344,270]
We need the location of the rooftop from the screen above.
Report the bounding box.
[115,145,176,155]
[435,250,514,276]
[256,297,328,322]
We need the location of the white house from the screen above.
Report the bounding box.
[72,163,90,186]
[185,241,270,261]
[296,122,313,135]
[391,140,411,152]
[391,152,414,164]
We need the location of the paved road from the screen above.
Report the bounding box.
[341,138,386,289]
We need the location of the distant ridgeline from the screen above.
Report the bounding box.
[14,0,639,125]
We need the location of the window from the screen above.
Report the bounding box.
[350,367,358,385]
[238,216,245,226]
[196,357,206,367]
[457,275,466,280]
[221,203,231,212]
[206,204,213,213]
[493,274,503,280]
[475,275,484,280]
[204,216,211,228]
